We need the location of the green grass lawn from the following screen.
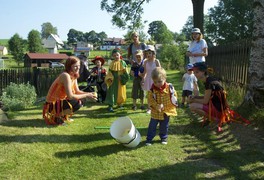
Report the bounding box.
[0,70,263,179]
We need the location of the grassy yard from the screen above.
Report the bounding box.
[0,70,264,180]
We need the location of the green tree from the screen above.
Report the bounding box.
[157,44,185,70]
[101,0,205,32]
[85,30,98,44]
[67,29,84,45]
[27,30,43,53]
[41,22,58,39]
[181,16,193,39]
[206,0,253,45]
[8,34,26,66]
[101,0,150,30]
[148,21,173,44]
[97,31,108,44]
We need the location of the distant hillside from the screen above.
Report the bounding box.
[0,39,9,46]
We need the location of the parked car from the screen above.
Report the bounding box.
[49,61,65,68]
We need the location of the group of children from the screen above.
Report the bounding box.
[87,46,177,146]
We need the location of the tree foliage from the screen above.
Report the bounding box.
[41,22,58,39]
[67,29,108,46]
[157,44,186,70]
[101,0,151,30]
[205,0,253,45]
[148,21,173,44]
[8,34,26,65]
[27,30,43,53]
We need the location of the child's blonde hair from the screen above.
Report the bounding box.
[151,67,166,80]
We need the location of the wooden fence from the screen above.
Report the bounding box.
[206,39,251,86]
[0,68,63,97]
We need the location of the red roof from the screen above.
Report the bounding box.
[25,53,68,60]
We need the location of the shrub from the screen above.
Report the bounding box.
[1,82,37,111]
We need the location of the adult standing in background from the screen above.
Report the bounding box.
[127,32,146,65]
[186,28,208,64]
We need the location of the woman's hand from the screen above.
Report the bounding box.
[86,92,97,102]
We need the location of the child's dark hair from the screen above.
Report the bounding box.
[193,62,214,75]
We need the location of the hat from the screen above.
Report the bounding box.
[186,63,193,70]
[144,45,155,52]
[192,62,207,71]
[191,28,201,34]
[112,48,122,55]
[92,56,105,66]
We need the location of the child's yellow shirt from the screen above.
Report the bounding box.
[148,83,177,120]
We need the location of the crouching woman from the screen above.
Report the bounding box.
[43,56,97,125]
[188,62,229,131]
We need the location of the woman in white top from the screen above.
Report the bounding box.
[186,28,208,64]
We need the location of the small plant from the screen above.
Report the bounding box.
[1,82,37,111]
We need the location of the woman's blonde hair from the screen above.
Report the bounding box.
[151,67,166,80]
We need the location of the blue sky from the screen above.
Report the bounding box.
[0,0,218,41]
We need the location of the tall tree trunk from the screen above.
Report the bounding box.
[192,0,205,33]
[244,0,264,108]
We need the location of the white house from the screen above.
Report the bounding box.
[100,37,125,51]
[0,46,8,56]
[42,34,64,54]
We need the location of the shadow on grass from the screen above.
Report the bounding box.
[0,132,112,143]
[108,121,264,179]
[0,118,48,128]
[54,143,142,158]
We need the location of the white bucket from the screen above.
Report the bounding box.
[110,116,141,148]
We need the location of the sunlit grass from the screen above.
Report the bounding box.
[0,70,263,179]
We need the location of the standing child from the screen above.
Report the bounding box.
[181,63,199,108]
[90,56,107,103]
[105,49,129,112]
[141,45,161,114]
[130,50,145,110]
[146,67,178,145]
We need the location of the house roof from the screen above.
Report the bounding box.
[50,34,64,45]
[25,53,69,60]
[104,37,126,45]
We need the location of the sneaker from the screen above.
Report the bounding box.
[118,105,124,110]
[140,106,146,110]
[63,115,74,123]
[67,118,74,122]
[146,109,151,114]
[132,106,137,111]
[108,107,114,112]
[161,139,168,145]
[146,141,152,146]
